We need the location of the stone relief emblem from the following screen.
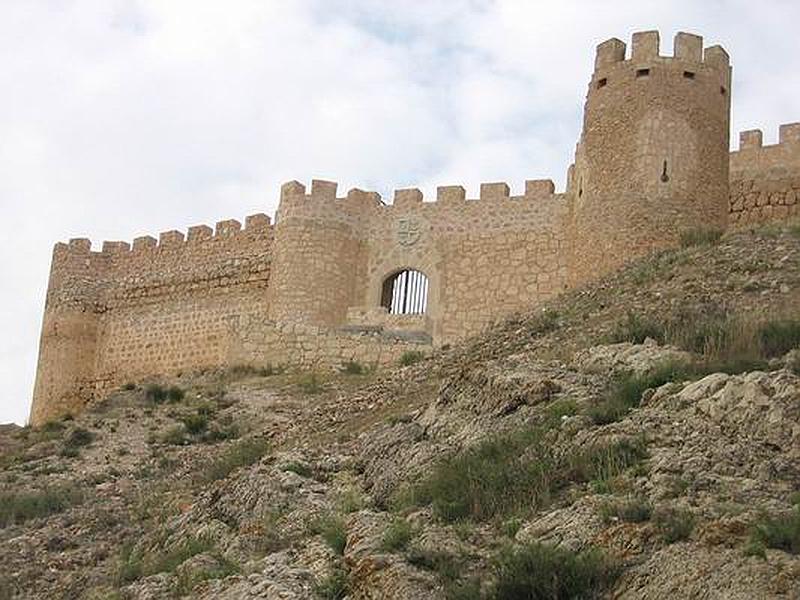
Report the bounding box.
[396,218,423,246]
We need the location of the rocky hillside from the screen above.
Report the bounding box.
[2,223,800,600]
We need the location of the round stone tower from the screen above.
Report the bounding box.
[267,180,376,328]
[569,31,731,285]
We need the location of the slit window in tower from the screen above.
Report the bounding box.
[683,71,695,80]
[661,160,670,183]
[597,77,607,89]
[380,270,429,315]
[636,68,650,78]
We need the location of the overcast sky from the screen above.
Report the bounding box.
[1,1,798,425]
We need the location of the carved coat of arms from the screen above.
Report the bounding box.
[396,218,422,246]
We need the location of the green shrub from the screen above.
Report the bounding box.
[588,361,690,424]
[501,518,522,539]
[310,514,347,555]
[336,488,364,514]
[609,310,800,375]
[181,413,209,435]
[545,399,578,422]
[145,384,168,404]
[491,542,620,600]
[399,427,556,522]
[446,579,482,600]
[679,227,723,247]
[201,438,270,482]
[64,427,94,449]
[166,386,185,403]
[758,320,800,358]
[399,424,646,523]
[122,382,137,391]
[566,438,648,491]
[341,360,365,375]
[399,350,426,367]
[173,553,240,595]
[0,484,84,527]
[314,564,349,600]
[654,507,695,543]
[609,312,667,345]
[749,506,800,555]
[599,497,652,523]
[381,518,415,552]
[160,426,186,446]
[116,536,214,584]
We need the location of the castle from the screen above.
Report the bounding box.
[30,31,800,425]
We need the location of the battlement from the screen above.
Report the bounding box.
[595,31,728,69]
[278,177,559,212]
[730,122,800,175]
[736,123,800,150]
[53,213,273,259]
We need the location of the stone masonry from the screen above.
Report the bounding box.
[30,30,800,424]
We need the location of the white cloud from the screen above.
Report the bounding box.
[1,0,798,423]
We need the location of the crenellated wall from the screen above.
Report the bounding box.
[268,177,569,343]
[30,29,800,425]
[30,215,275,424]
[729,123,800,226]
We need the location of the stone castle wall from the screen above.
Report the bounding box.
[30,217,274,424]
[30,30,800,425]
[729,123,800,226]
[271,178,569,344]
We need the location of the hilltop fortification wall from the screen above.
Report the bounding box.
[729,123,800,226]
[30,29,800,426]
[30,216,275,424]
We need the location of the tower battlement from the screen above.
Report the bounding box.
[594,31,729,75]
[29,30,799,425]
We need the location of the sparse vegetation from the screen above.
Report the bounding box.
[599,496,653,523]
[228,363,283,379]
[653,507,695,543]
[336,488,364,513]
[116,536,214,584]
[201,437,270,482]
[609,310,800,380]
[406,547,462,581]
[122,382,137,391]
[587,361,690,424]
[490,542,620,600]
[399,350,426,367]
[397,424,646,523]
[282,461,313,478]
[310,513,347,555]
[166,386,185,403]
[679,227,723,247]
[181,412,209,435]
[298,372,324,395]
[0,484,84,527]
[173,553,240,595]
[160,425,186,445]
[381,517,415,552]
[341,360,366,375]
[145,384,168,404]
[315,564,350,599]
[64,427,94,448]
[748,506,800,555]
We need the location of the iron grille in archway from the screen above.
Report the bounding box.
[380,269,429,315]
